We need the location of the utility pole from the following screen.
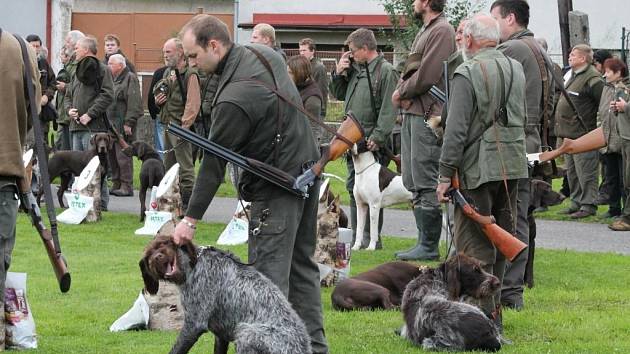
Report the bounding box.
[622,27,627,66]
[558,0,573,67]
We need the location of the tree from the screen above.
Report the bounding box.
[381,0,487,53]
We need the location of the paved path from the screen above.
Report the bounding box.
[57,187,630,255]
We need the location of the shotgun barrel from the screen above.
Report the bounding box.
[166,123,308,198]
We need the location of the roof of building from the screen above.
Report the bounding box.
[239,13,406,31]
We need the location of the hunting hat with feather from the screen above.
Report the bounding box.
[76,56,100,85]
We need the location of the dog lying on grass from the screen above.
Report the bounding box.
[331,261,421,310]
[401,254,501,352]
[139,234,311,354]
[128,141,165,222]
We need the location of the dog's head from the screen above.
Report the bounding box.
[441,253,500,301]
[530,179,565,209]
[139,233,197,295]
[318,193,341,240]
[130,141,154,160]
[91,133,112,154]
[351,140,370,156]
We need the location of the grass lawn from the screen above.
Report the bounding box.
[10,210,630,353]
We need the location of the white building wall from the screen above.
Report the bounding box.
[0,0,47,43]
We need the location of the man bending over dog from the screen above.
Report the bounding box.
[436,14,528,336]
[330,28,398,249]
[173,15,328,353]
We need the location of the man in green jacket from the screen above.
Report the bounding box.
[154,38,201,211]
[107,54,143,197]
[491,0,554,311]
[175,15,327,353]
[330,28,399,249]
[64,36,114,210]
[555,44,605,219]
[436,14,528,334]
[55,30,83,151]
[64,36,114,151]
[393,0,455,260]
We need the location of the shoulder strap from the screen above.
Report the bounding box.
[13,33,63,254]
[521,37,551,147]
[244,45,283,165]
[174,68,187,103]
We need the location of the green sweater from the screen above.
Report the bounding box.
[329,55,398,147]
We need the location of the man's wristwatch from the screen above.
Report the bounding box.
[181,219,197,230]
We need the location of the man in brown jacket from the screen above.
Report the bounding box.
[107,54,143,196]
[0,28,40,349]
[392,0,455,261]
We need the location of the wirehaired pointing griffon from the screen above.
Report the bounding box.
[401,254,502,352]
[139,235,312,354]
[350,141,413,250]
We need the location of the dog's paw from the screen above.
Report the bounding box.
[351,244,361,251]
[365,244,376,251]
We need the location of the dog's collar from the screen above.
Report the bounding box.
[354,161,378,175]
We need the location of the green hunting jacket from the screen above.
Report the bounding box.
[55,59,78,125]
[187,44,320,218]
[64,59,114,132]
[440,48,528,190]
[330,54,399,147]
[107,67,143,132]
[498,29,552,153]
[555,64,604,139]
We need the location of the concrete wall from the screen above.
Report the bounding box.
[482,0,629,62]
[50,0,233,71]
[0,0,47,43]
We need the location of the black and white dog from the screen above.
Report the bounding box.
[401,254,502,352]
[140,234,312,354]
[350,141,412,250]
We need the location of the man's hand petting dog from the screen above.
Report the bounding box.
[173,217,197,245]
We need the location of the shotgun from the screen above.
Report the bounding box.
[449,175,527,262]
[167,123,309,198]
[17,178,71,293]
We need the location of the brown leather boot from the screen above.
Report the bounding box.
[110,183,133,197]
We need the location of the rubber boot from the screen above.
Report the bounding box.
[394,207,423,257]
[396,208,441,261]
[350,203,383,250]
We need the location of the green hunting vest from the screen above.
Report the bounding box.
[555,65,602,139]
[160,65,198,124]
[456,48,528,190]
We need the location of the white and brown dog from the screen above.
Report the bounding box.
[351,141,412,251]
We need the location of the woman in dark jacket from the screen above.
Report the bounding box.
[287,55,323,143]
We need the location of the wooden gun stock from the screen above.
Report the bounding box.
[18,178,71,293]
[450,176,527,262]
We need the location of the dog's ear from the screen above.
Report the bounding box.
[107,134,115,150]
[181,242,197,268]
[329,195,341,214]
[139,257,159,295]
[445,258,461,300]
[90,134,96,147]
[137,143,147,160]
